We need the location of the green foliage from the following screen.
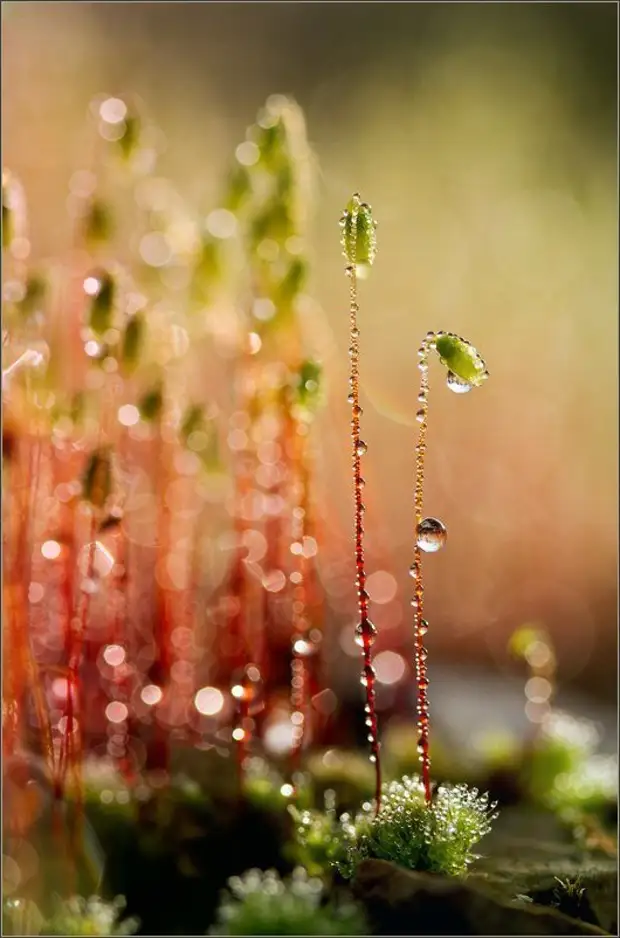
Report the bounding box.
[3,897,44,936]
[293,776,498,880]
[288,802,346,877]
[82,447,114,508]
[434,333,488,386]
[527,715,617,815]
[42,896,138,937]
[523,710,612,810]
[305,748,375,813]
[209,868,366,936]
[3,896,138,938]
[340,194,377,268]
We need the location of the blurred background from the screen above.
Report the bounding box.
[3,0,617,709]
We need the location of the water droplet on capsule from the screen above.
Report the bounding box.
[416,518,447,553]
[356,441,367,456]
[446,371,473,394]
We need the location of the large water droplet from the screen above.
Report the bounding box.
[446,371,473,394]
[356,441,367,456]
[416,518,447,553]
[355,621,377,648]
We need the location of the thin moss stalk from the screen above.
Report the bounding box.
[410,331,489,802]
[340,193,381,812]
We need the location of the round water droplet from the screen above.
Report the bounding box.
[347,393,355,404]
[415,409,425,423]
[446,370,473,394]
[355,621,377,648]
[356,441,367,456]
[419,619,429,636]
[416,518,447,553]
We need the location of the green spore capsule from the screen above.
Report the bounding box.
[88,272,115,337]
[341,195,377,269]
[82,447,113,509]
[138,384,163,422]
[121,314,144,372]
[434,333,488,388]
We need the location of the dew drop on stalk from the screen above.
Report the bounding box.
[354,621,377,648]
[446,371,473,394]
[416,518,447,553]
[356,440,367,456]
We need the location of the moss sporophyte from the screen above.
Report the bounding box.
[340,193,490,815]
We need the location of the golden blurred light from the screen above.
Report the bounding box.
[252,298,275,322]
[99,97,127,124]
[366,570,398,605]
[141,684,163,706]
[105,701,128,723]
[194,686,225,716]
[231,684,245,700]
[262,569,286,593]
[139,232,171,267]
[280,783,294,797]
[103,644,126,667]
[205,208,236,239]
[84,340,102,357]
[248,332,262,354]
[374,650,406,685]
[232,727,246,741]
[263,717,295,754]
[235,141,259,166]
[83,276,100,296]
[525,676,553,703]
[118,404,140,427]
[40,540,61,560]
[28,582,44,603]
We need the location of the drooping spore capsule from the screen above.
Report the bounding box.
[416,517,447,553]
[341,196,377,268]
[434,334,487,388]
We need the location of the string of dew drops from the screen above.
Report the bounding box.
[411,331,489,804]
[340,193,382,814]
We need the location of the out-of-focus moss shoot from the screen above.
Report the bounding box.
[293,359,323,416]
[121,314,144,373]
[84,198,114,247]
[434,333,488,387]
[180,403,204,444]
[138,384,164,422]
[82,448,113,509]
[17,273,47,321]
[224,164,252,214]
[117,114,140,161]
[2,172,13,250]
[277,258,307,307]
[88,272,115,337]
[71,392,85,426]
[341,195,377,269]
